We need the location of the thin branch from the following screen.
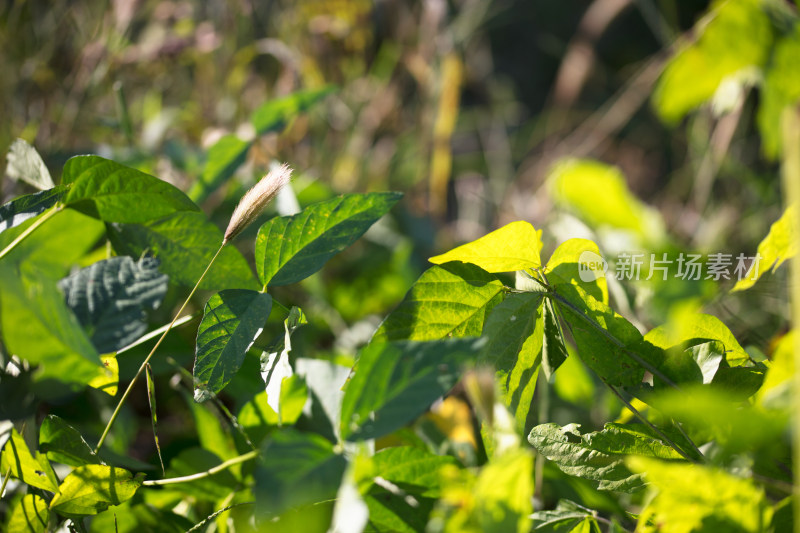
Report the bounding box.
[0,205,63,261]
[142,450,259,486]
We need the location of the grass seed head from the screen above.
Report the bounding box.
[223,163,292,243]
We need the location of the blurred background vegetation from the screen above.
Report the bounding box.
[1,0,794,516]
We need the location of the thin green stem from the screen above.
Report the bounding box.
[94,243,226,453]
[0,205,63,261]
[0,466,11,498]
[116,312,199,355]
[142,450,258,486]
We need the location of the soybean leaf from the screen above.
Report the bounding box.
[644,313,750,367]
[255,428,346,518]
[542,299,568,379]
[88,355,119,397]
[373,262,504,342]
[108,210,258,290]
[340,337,484,442]
[239,381,307,445]
[0,186,65,233]
[88,500,193,532]
[261,306,307,424]
[58,256,168,353]
[39,414,101,467]
[189,134,251,202]
[652,0,772,123]
[527,423,683,492]
[429,221,543,272]
[61,155,198,223]
[0,428,59,492]
[759,27,800,158]
[50,464,144,517]
[295,358,352,442]
[194,289,273,402]
[627,457,772,533]
[5,138,54,189]
[165,448,238,501]
[0,264,103,389]
[255,192,402,286]
[145,364,165,475]
[371,446,459,498]
[479,292,544,433]
[545,238,608,304]
[733,205,797,291]
[6,494,50,533]
[531,500,599,532]
[251,86,336,135]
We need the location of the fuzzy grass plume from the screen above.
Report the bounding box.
[224,163,292,243]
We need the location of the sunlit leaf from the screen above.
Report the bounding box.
[531,500,600,533]
[87,355,119,396]
[756,331,794,409]
[261,306,307,423]
[0,428,59,492]
[50,465,143,517]
[733,205,797,291]
[644,313,750,367]
[373,262,504,342]
[758,25,800,158]
[652,0,772,123]
[542,300,568,379]
[194,289,272,401]
[58,256,168,353]
[255,192,402,286]
[627,457,773,533]
[0,186,65,234]
[545,238,608,304]
[6,494,50,533]
[340,337,485,441]
[250,86,335,134]
[61,155,199,223]
[429,221,542,273]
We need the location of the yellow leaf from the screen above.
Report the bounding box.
[88,355,118,396]
[733,204,797,291]
[429,221,543,273]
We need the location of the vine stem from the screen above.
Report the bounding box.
[780,107,800,533]
[0,205,63,261]
[142,450,258,486]
[94,242,226,453]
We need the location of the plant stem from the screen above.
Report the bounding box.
[116,312,199,355]
[94,243,226,453]
[0,466,11,498]
[780,106,800,533]
[0,205,63,261]
[142,450,259,486]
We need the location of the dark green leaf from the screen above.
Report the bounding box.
[6,494,50,533]
[61,155,199,223]
[340,337,485,441]
[542,300,568,379]
[194,289,272,401]
[146,364,165,475]
[39,414,101,467]
[165,448,238,501]
[108,210,258,290]
[58,256,168,353]
[5,138,54,189]
[527,423,683,492]
[0,186,65,233]
[50,464,143,517]
[255,192,402,286]
[255,428,346,518]
[373,262,504,342]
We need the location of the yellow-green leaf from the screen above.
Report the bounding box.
[645,313,750,367]
[0,429,59,493]
[7,494,50,533]
[733,205,797,291]
[545,238,608,305]
[49,465,143,517]
[88,355,119,396]
[429,221,543,273]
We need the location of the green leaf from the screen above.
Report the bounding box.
[553,347,596,407]
[58,256,168,353]
[652,0,772,123]
[255,192,402,286]
[0,264,103,388]
[340,337,485,441]
[429,221,543,272]
[6,494,50,533]
[164,448,238,501]
[756,331,793,408]
[371,446,459,498]
[61,155,199,223]
[554,284,648,387]
[758,25,800,158]
[644,313,750,367]
[5,138,54,190]
[189,134,251,202]
[250,86,335,135]
[542,300,568,379]
[0,186,65,233]
[627,457,773,533]
[255,428,346,517]
[145,364,165,475]
[50,465,143,517]
[261,306,307,423]
[479,292,544,433]
[372,262,504,342]
[531,500,600,533]
[548,159,663,242]
[545,238,608,304]
[733,204,797,291]
[108,211,258,290]
[1,429,59,492]
[39,415,101,467]
[527,422,683,492]
[194,289,273,401]
[239,382,307,445]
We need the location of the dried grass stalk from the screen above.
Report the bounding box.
[223,163,292,243]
